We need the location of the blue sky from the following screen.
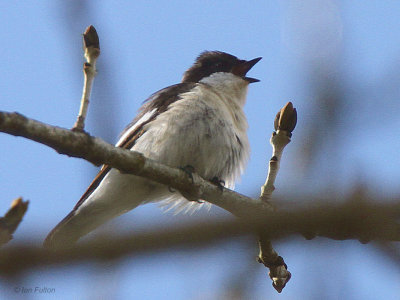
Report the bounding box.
[1,1,400,299]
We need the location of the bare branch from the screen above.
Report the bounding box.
[260,102,297,202]
[256,102,297,292]
[0,111,272,218]
[0,198,29,247]
[73,25,100,132]
[257,235,291,293]
[0,200,398,275]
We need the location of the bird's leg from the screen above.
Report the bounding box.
[179,165,196,183]
[178,165,203,203]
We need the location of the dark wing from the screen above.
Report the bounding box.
[72,82,197,211]
[44,82,197,248]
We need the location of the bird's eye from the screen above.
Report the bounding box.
[214,62,222,69]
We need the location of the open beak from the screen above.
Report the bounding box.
[232,57,262,83]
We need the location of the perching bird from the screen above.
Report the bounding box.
[44,51,261,249]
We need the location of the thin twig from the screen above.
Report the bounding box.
[73,25,100,132]
[257,236,291,293]
[260,102,297,202]
[0,198,29,247]
[257,102,297,292]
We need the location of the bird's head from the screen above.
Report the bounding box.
[182,51,262,84]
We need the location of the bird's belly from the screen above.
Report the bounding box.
[132,101,245,184]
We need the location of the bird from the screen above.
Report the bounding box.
[44,51,261,249]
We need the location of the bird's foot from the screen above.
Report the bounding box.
[210,176,225,191]
[179,165,196,183]
[178,165,202,203]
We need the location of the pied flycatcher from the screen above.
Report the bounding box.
[44,51,261,249]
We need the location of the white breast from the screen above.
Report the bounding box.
[133,72,250,188]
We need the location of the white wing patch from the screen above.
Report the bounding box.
[115,109,157,147]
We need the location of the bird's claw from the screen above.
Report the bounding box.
[178,165,202,202]
[210,176,225,191]
[179,165,196,183]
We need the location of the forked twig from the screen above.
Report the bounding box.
[257,102,297,292]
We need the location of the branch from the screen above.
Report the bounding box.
[257,237,291,293]
[260,102,297,202]
[0,198,29,247]
[0,200,398,275]
[256,102,297,292]
[0,111,272,218]
[73,25,100,132]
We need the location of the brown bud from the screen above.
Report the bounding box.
[274,102,297,133]
[83,25,100,50]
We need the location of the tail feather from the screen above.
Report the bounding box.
[43,211,83,249]
[44,170,172,249]
[43,209,110,249]
[43,203,134,249]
